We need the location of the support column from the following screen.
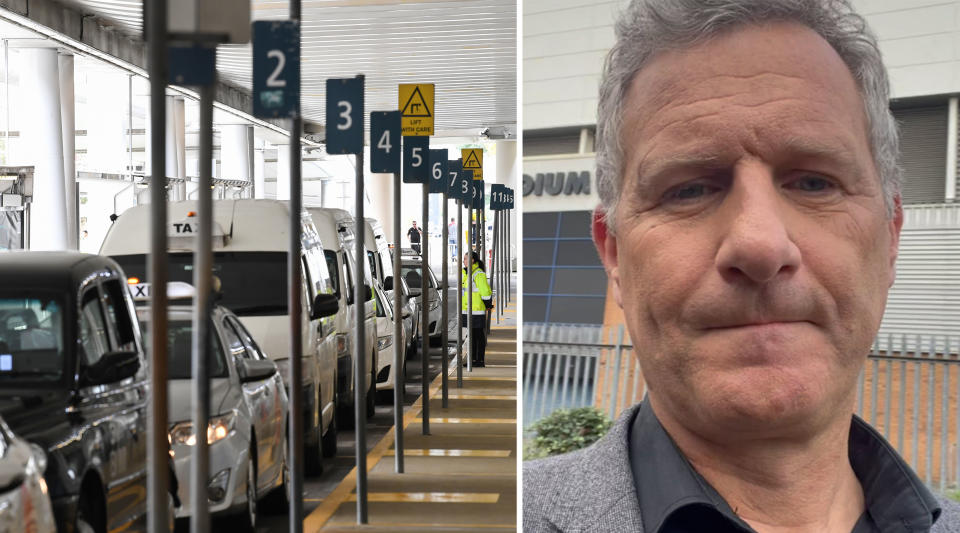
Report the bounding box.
[275,143,290,200]
[221,124,252,183]
[496,140,519,272]
[58,53,76,249]
[21,48,67,250]
[167,96,186,200]
[947,97,957,203]
[254,137,266,198]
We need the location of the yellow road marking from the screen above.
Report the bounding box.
[422,417,516,424]
[442,394,517,400]
[324,521,515,529]
[384,449,512,457]
[345,492,500,504]
[462,377,517,381]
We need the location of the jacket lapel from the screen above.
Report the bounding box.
[549,405,646,532]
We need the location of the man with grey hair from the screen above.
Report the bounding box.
[523,1,960,532]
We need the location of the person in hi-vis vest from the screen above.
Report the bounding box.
[461,250,492,367]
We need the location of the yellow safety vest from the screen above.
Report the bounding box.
[461,264,491,314]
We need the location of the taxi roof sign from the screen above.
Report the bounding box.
[399,83,434,136]
[461,148,483,180]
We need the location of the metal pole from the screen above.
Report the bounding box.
[421,182,430,434]
[146,0,170,529]
[392,171,404,474]
[288,2,304,531]
[467,204,473,373]
[456,196,463,388]
[507,207,511,304]
[190,78,215,533]
[354,145,368,524]
[493,209,499,324]
[441,191,449,408]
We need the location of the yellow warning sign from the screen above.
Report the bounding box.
[461,148,483,180]
[399,83,435,136]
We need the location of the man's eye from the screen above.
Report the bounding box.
[788,176,835,192]
[664,183,717,202]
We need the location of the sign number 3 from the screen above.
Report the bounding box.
[337,101,352,130]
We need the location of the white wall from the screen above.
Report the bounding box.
[525,0,960,130]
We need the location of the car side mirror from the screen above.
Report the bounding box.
[237,358,277,383]
[402,308,411,319]
[383,276,394,291]
[81,350,140,386]
[311,293,339,320]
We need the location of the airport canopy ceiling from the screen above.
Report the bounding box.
[51,0,517,137]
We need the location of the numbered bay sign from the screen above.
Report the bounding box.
[429,149,447,194]
[459,169,473,202]
[252,21,300,119]
[447,159,462,198]
[490,183,505,210]
[370,111,401,173]
[472,179,484,209]
[462,147,483,181]
[403,136,429,184]
[508,187,515,209]
[325,77,364,154]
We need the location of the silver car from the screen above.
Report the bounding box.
[400,257,443,342]
[136,302,289,531]
[374,283,411,393]
[0,416,55,533]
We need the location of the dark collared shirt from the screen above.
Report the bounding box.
[629,401,942,533]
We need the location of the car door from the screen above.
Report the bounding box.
[221,318,275,491]
[77,281,147,532]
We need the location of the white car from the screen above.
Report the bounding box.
[373,282,411,393]
[0,416,56,533]
[136,296,289,531]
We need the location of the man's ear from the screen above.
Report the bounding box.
[887,194,904,288]
[592,208,623,309]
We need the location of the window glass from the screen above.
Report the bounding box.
[219,317,249,362]
[342,252,356,300]
[0,294,64,383]
[141,316,228,379]
[111,252,288,317]
[101,280,137,351]
[229,317,266,361]
[323,250,340,299]
[367,251,377,283]
[79,289,110,365]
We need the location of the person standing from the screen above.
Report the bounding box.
[406,220,422,254]
[448,217,458,264]
[461,250,492,367]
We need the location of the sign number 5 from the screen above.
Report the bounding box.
[411,147,423,167]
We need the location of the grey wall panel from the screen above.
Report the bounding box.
[895,105,948,204]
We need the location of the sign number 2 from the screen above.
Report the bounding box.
[266,50,286,88]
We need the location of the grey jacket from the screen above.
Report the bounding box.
[523,404,960,532]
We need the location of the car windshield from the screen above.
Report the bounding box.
[137,316,228,379]
[113,252,288,317]
[401,264,436,289]
[0,294,65,383]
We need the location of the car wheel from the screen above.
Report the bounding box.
[265,432,291,513]
[235,447,258,533]
[321,404,338,458]
[366,352,376,418]
[305,420,324,476]
[75,498,100,533]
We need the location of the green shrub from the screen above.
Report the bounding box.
[524,407,612,460]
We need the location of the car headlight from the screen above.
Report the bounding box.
[377,335,393,351]
[169,411,237,446]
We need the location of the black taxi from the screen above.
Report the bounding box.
[0,251,176,533]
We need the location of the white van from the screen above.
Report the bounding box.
[307,208,377,417]
[100,199,340,474]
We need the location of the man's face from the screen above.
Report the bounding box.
[594,22,903,438]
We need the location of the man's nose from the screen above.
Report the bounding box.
[715,168,801,284]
